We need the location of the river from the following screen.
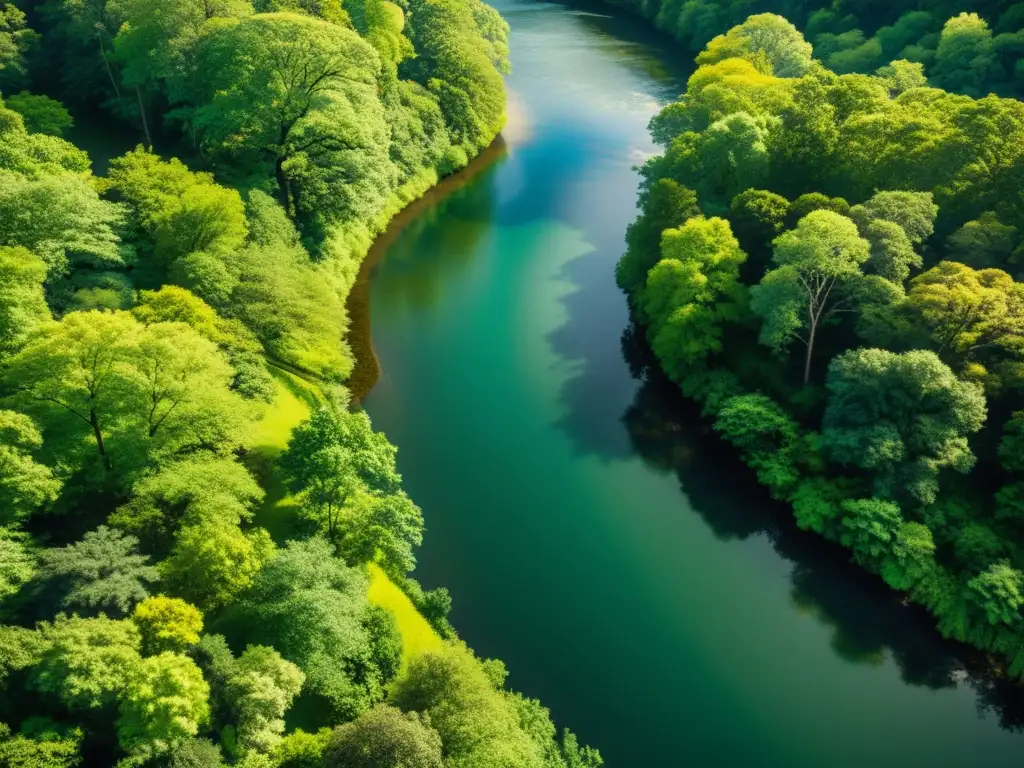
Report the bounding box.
[361,1,1024,765]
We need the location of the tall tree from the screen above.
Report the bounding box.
[750,211,871,384]
[181,12,392,228]
[281,407,400,540]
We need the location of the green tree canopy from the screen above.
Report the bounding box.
[228,537,386,719]
[3,311,251,479]
[0,247,49,361]
[132,595,203,654]
[750,210,870,384]
[3,93,73,137]
[322,705,443,768]
[160,523,274,612]
[0,410,60,527]
[111,453,263,553]
[822,348,987,505]
[697,14,813,77]
[615,179,700,293]
[116,651,211,759]
[30,615,141,711]
[182,12,393,232]
[224,645,305,754]
[38,526,158,616]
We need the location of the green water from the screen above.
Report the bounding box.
[363,2,1024,764]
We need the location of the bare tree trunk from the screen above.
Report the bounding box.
[275,156,293,216]
[98,38,122,99]
[90,408,112,472]
[804,320,817,386]
[136,86,153,148]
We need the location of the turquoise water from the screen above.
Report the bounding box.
[364,2,1024,764]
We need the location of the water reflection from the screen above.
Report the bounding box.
[618,322,1024,730]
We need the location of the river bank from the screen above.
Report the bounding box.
[356,0,1024,764]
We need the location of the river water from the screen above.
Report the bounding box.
[362,1,1024,764]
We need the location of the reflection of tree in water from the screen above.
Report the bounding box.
[619,321,1024,729]
[561,0,694,101]
[370,158,505,314]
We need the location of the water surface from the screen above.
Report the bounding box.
[364,2,1024,764]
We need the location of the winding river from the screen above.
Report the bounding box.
[361,1,1024,764]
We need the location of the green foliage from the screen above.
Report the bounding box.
[167,738,225,768]
[228,538,388,719]
[0,531,36,605]
[161,523,275,612]
[627,7,1024,677]
[616,179,700,294]
[0,171,126,287]
[822,349,986,505]
[751,210,870,383]
[182,13,392,232]
[728,188,788,270]
[391,643,565,768]
[107,149,248,282]
[933,13,999,96]
[905,261,1024,391]
[134,286,274,400]
[639,216,747,378]
[132,596,204,654]
[0,248,49,362]
[273,729,330,768]
[223,645,304,755]
[0,5,38,91]
[281,407,420,574]
[30,615,141,711]
[322,705,443,767]
[966,563,1024,628]
[3,311,250,479]
[945,212,1019,271]
[0,410,60,527]
[0,721,82,768]
[839,498,902,564]
[38,526,159,616]
[3,94,73,137]
[697,14,812,77]
[111,453,263,552]
[116,651,211,758]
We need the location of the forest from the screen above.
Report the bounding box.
[616,11,1024,677]
[605,0,1024,99]
[0,1,602,766]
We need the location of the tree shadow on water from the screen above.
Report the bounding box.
[545,246,640,462]
[618,321,1024,730]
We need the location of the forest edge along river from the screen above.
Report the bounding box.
[350,1,1024,765]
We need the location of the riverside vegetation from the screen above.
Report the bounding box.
[616,11,1024,680]
[0,1,602,766]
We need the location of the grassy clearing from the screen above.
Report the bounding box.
[367,562,442,667]
[248,365,321,542]
[249,365,440,667]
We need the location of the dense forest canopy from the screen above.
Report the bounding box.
[617,10,1024,677]
[0,0,603,766]
[606,0,1024,99]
